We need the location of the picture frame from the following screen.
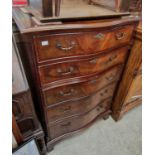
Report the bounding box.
[12,139,41,155]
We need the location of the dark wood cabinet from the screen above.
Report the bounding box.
[48,98,111,139]
[13,6,139,151]
[112,22,142,121]
[34,25,133,62]
[38,47,128,84]
[12,35,47,154]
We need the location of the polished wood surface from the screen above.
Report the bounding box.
[46,96,112,123]
[39,47,128,85]
[12,34,47,154]
[13,8,139,150]
[34,25,133,62]
[112,22,142,121]
[43,66,122,106]
[12,7,139,34]
[27,0,130,21]
[48,97,111,139]
[46,80,116,107]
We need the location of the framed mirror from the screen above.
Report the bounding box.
[13,139,41,155]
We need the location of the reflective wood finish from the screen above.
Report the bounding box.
[43,66,122,106]
[46,93,113,123]
[48,97,111,139]
[39,47,128,85]
[13,7,139,150]
[34,25,133,62]
[12,33,47,154]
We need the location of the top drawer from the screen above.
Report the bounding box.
[34,25,134,62]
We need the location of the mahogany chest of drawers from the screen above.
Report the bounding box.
[13,7,139,151]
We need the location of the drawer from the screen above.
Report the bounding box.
[48,99,109,139]
[39,47,128,85]
[34,25,134,62]
[43,66,122,106]
[46,91,113,123]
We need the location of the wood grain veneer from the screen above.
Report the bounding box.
[12,33,47,154]
[13,7,139,151]
[34,25,133,62]
[38,47,128,85]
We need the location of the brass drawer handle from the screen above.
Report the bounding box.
[89,76,99,84]
[115,32,126,40]
[56,41,76,51]
[100,89,108,96]
[61,122,71,127]
[57,66,74,75]
[60,106,71,113]
[104,55,117,65]
[97,104,104,111]
[109,55,117,62]
[94,33,105,39]
[89,79,98,84]
[89,58,98,64]
[59,89,74,96]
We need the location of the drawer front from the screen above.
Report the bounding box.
[39,47,128,85]
[43,66,122,106]
[35,25,134,62]
[48,99,109,139]
[46,90,113,123]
